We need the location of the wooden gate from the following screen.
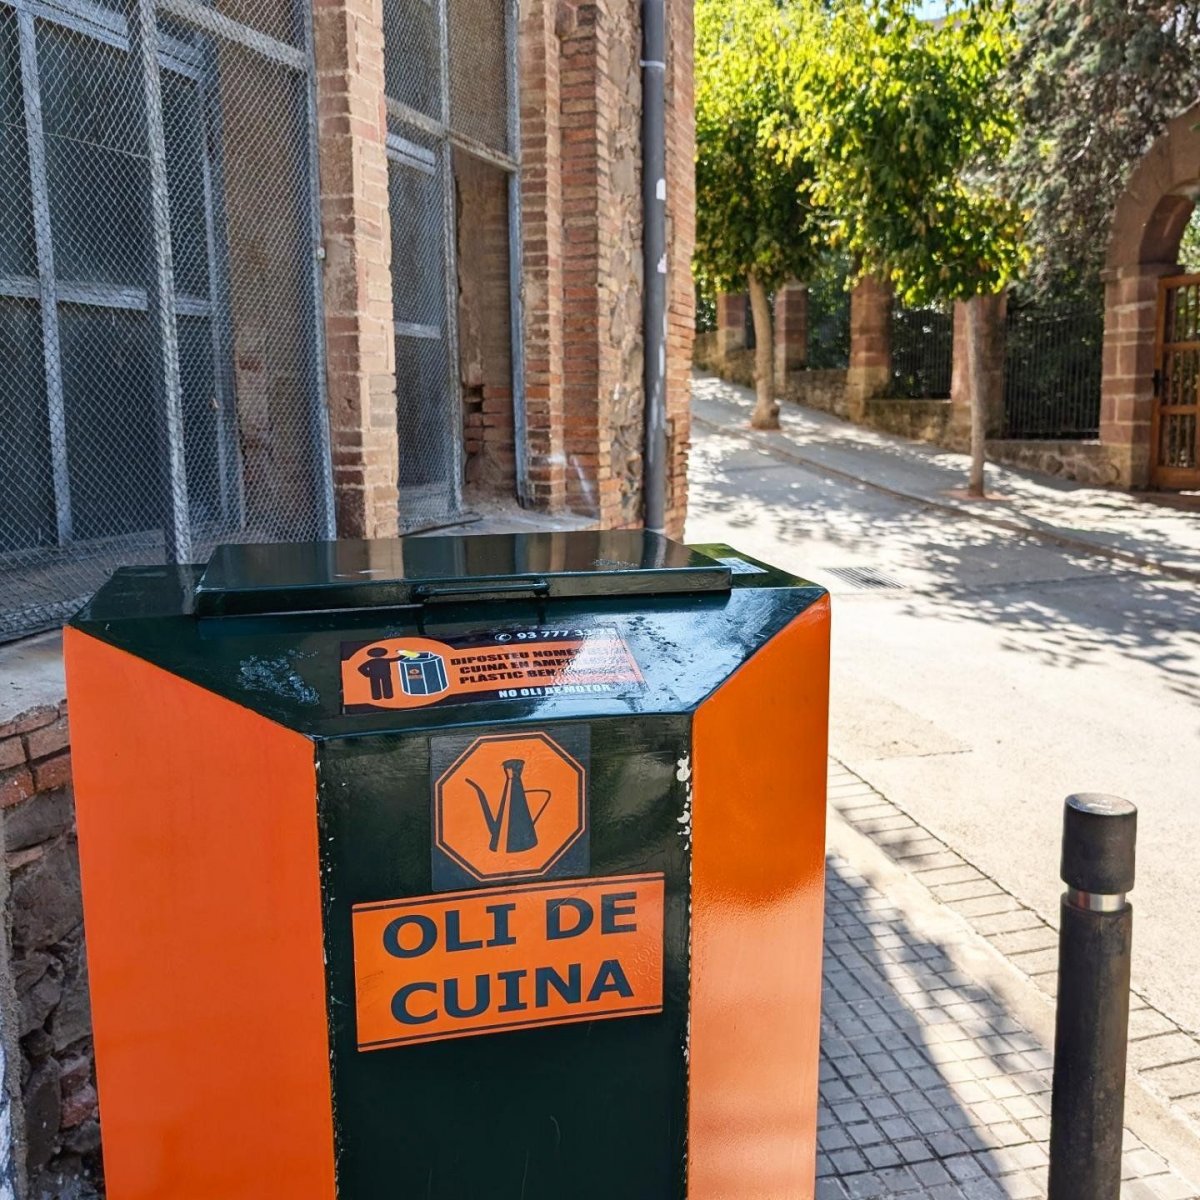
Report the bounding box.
[1153,274,1200,489]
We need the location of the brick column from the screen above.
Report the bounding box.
[949,292,1007,451]
[1100,262,1177,489]
[774,281,808,383]
[518,0,568,512]
[555,0,608,520]
[518,0,693,532]
[715,291,747,362]
[313,0,398,539]
[845,276,891,421]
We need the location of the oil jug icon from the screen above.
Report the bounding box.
[467,760,553,854]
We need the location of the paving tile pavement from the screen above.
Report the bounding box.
[818,849,1199,1199]
[826,759,1200,1150]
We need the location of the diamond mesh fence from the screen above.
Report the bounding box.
[383,0,516,532]
[0,0,331,640]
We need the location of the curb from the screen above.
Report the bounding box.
[692,411,1200,585]
[826,803,1200,1190]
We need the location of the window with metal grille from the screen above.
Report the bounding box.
[0,0,330,641]
[382,0,522,531]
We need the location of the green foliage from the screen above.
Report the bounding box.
[1006,2,1200,291]
[693,0,823,294]
[791,0,1025,307]
[806,251,854,368]
[1182,209,1200,273]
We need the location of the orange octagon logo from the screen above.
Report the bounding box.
[435,733,587,883]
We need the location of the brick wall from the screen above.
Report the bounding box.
[1100,263,1177,489]
[0,9,699,1190]
[846,276,892,422]
[0,703,99,1198]
[518,0,568,511]
[663,0,695,538]
[519,0,693,534]
[314,0,400,539]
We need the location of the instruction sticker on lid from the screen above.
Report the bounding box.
[715,555,768,576]
[340,626,645,714]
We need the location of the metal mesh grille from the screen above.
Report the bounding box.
[382,0,517,532]
[387,121,456,525]
[447,0,506,153]
[0,0,331,640]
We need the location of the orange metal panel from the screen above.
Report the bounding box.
[688,597,831,1200]
[64,630,336,1200]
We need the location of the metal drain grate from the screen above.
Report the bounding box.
[822,566,904,590]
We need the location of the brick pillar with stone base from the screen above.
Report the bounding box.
[517,0,568,514]
[716,292,748,364]
[948,293,1007,454]
[845,277,892,421]
[774,282,808,386]
[313,0,399,539]
[1100,262,1178,489]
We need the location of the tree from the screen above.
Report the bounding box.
[694,0,824,429]
[1006,2,1200,291]
[793,0,1025,496]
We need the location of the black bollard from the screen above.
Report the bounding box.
[1048,793,1137,1200]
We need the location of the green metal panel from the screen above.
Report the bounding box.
[68,541,823,739]
[317,714,691,1199]
[195,530,731,616]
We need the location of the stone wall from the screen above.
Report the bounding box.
[986,440,1123,486]
[864,397,953,446]
[692,330,719,373]
[788,369,848,420]
[712,348,755,390]
[0,701,98,1198]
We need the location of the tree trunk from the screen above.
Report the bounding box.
[965,293,988,498]
[747,272,779,430]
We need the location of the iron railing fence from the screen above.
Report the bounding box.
[694,283,715,334]
[0,0,333,641]
[1004,297,1104,440]
[890,304,953,398]
[807,281,850,369]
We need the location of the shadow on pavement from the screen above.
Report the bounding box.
[687,426,1200,708]
[818,856,1052,1199]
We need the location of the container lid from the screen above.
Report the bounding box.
[194,530,732,617]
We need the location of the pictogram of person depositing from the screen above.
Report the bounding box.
[358,647,403,700]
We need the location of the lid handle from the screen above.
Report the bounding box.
[412,579,551,603]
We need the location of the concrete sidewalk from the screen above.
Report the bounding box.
[819,778,1199,1199]
[684,371,1200,1194]
[692,373,1200,582]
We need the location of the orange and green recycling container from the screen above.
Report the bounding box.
[64,529,830,1200]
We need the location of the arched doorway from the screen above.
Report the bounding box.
[1103,102,1200,489]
